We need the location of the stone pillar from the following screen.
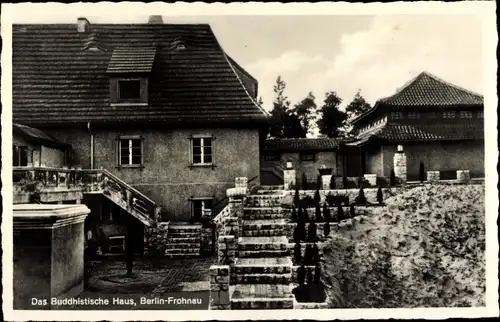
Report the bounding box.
[209,265,231,310]
[393,145,407,183]
[283,169,296,190]
[13,204,90,309]
[227,186,246,239]
[427,171,440,182]
[217,235,236,265]
[235,177,248,189]
[322,175,332,190]
[456,170,471,183]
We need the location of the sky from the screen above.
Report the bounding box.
[5,10,484,112]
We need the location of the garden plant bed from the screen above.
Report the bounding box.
[292,283,327,303]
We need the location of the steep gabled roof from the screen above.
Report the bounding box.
[351,71,483,125]
[13,123,70,149]
[12,23,267,126]
[264,138,341,152]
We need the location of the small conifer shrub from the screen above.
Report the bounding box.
[377,186,383,205]
[308,220,317,242]
[294,242,302,264]
[390,169,397,186]
[302,173,308,190]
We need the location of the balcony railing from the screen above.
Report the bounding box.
[13,167,159,226]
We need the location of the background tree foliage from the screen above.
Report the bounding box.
[316,91,347,138]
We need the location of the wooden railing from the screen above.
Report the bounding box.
[13,167,159,226]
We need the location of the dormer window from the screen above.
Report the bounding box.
[118,80,141,100]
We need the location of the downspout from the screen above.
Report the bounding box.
[88,121,94,169]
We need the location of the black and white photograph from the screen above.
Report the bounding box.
[1,1,498,320]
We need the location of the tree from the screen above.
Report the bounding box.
[315,204,323,222]
[323,204,331,223]
[304,244,314,265]
[297,265,306,285]
[293,92,317,137]
[324,220,331,238]
[345,90,372,120]
[294,242,302,264]
[307,267,314,285]
[302,173,308,190]
[377,186,383,205]
[291,207,298,222]
[314,265,321,284]
[317,91,348,138]
[390,169,397,186]
[329,175,336,189]
[294,187,300,208]
[308,219,318,242]
[356,187,367,205]
[256,96,264,107]
[337,205,344,222]
[268,76,305,138]
[303,208,310,223]
[316,174,322,191]
[314,188,321,205]
[349,204,355,217]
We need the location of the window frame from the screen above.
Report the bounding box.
[189,134,215,168]
[477,111,484,119]
[117,79,142,101]
[390,111,404,120]
[443,111,456,119]
[300,152,316,162]
[459,111,473,119]
[407,112,420,119]
[116,135,144,169]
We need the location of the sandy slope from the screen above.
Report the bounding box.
[322,183,486,308]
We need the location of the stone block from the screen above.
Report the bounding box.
[322,175,332,190]
[284,169,296,190]
[393,152,407,183]
[427,171,440,182]
[216,275,230,284]
[235,177,248,189]
[219,290,230,305]
[364,174,377,186]
[457,170,471,183]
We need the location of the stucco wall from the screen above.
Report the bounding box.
[13,135,66,167]
[374,141,484,180]
[46,127,261,222]
[364,145,383,176]
[261,151,341,186]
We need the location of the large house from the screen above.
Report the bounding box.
[260,71,484,185]
[12,17,268,254]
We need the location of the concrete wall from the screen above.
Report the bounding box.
[46,127,261,222]
[261,151,342,186]
[365,141,484,180]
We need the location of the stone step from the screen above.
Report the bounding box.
[234,257,293,274]
[168,228,201,234]
[238,250,290,258]
[242,219,287,231]
[167,232,200,238]
[259,185,284,190]
[164,248,200,255]
[243,212,284,221]
[165,253,200,259]
[233,273,292,284]
[245,196,284,207]
[166,237,200,243]
[231,284,294,310]
[242,229,284,237]
[244,207,283,215]
[165,242,200,249]
[238,236,288,251]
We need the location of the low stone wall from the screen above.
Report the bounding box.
[209,265,231,310]
[143,222,169,256]
[282,188,397,206]
[285,215,367,242]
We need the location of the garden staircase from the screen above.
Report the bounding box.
[165,224,202,258]
[231,191,295,309]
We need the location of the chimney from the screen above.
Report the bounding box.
[148,15,163,24]
[77,17,90,33]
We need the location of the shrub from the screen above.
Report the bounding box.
[355,187,367,205]
[297,265,306,285]
[302,173,308,190]
[314,188,321,205]
[329,175,336,189]
[419,161,425,183]
[316,174,322,190]
[307,267,314,285]
[303,208,310,223]
[376,176,390,188]
[390,169,397,186]
[291,207,298,222]
[314,265,321,284]
[298,207,304,222]
[312,243,320,265]
[344,195,350,206]
[308,220,317,242]
[326,194,345,207]
[293,224,301,242]
[295,219,307,242]
[349,204,355,217]
[376,186,383,205]
[337,206,344,222]
[324,221,331,237]
[300,195,316,208]
[342,175,348,188]
[315,204,323,222]
[294,188,300,208]
[294,242,302,264]
[323,204,331,222]
[304,244,314,265]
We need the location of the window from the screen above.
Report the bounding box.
[191,198,213,222]
[264,153,280,161]
[428,112,439,118]
[191,137,213,165]
[391,112,403,119]
[118,80,141,100]
[443,111,456,118]
[459,111,473,119]
[118,137,143,167]
[477,111,484,119]
[13,145,28,167]
[408,112,420,119]
[300,152,316,162]
[108,236,125,254]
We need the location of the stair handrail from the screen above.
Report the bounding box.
[97,168,157,206]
